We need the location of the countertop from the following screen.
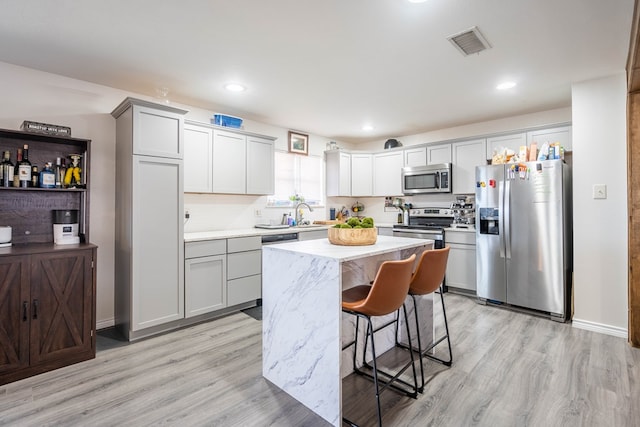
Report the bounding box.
[261,235,434,262]
[185,223,395,242]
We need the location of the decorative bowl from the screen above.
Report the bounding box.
[328,227,377,246]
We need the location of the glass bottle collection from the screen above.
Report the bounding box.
[0,144,83,189]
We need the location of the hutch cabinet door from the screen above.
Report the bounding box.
[29,250,93,365]
[0,256,30,374]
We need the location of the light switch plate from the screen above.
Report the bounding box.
[593,184,607,199]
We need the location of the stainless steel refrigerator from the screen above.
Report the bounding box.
[475,159,572,320]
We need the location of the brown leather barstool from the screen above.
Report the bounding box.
[342,254,418,427]
[400,246,452,391]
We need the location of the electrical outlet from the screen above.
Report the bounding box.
[184,210,190,219]
[255,209,262,217]
[593,184,607,200]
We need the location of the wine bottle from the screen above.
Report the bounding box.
[31,165,39,188]
[17,144,31,188]
[0,150,14,188]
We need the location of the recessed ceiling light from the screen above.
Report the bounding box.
[407,0,428,3]
[362,124,374,131]
[496,81,516,90]
[224,83,246,92]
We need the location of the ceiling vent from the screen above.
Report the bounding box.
[447,26,491,56]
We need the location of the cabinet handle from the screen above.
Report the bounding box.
[33,299,38,320]
[22,301,28,321]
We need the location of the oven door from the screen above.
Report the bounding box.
[392,228,445,249]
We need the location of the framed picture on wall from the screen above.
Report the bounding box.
[288,131,309,155]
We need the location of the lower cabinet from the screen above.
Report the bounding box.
[0,246,96,386]
[184,236,262,319]
[185,254,226,318]
[227,236,262,306]
[445,230,476,293]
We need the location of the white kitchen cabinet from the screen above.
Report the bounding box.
[185,254,226,318]
[452,138,486,194]
[131,156,185,330]
[185,239,227,318]
[445,230,476,293]
[527,125,572,152]
[227,236,262,306]
[247,135,274,195]
[326,150,351,196]
[131,102,184,159]
[184,121,276,195]
[184,123,213,192]
[351,153,373,196]
[404,146,427,167]
[212,129,246,194]
[298,229,328,241]
[486,133,526,160]
[112,97,188,341]
[373,151,403,196]
[427,144,452,165]
[377,227,394,236]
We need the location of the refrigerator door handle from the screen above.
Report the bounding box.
[499,180,505,258]
[505,179,511,259]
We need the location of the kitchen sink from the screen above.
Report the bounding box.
[293,224,325,229]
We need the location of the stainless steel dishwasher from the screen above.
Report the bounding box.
[261,232,298,245]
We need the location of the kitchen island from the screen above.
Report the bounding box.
[262,235,434,426]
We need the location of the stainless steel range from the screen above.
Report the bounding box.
[392,207,454,249]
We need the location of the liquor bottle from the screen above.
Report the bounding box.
[31,165,39,188]
[39,162,56,188]
[0,150,14,188]
[17,144,31,188]
[54,157,62,188]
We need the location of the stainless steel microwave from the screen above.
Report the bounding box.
[401,163,452,194]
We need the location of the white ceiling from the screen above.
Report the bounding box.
[0,0,634,143]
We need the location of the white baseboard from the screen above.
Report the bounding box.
[96,318,115,330]
[572,318,628,339]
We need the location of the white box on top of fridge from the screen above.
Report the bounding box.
[475,159,572,320]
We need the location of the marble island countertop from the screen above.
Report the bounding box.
[262,234,434,262]
[184,222,396,242]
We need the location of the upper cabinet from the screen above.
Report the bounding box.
[404,147,426,167]
[351,153,373,197]
[184,124,213,193]
[246,135,275,195]
[112,98,185,159]
[427,144,452,165]
[183,121,276,195]
[373,151,403,196]
[212,129,246,194]
[486,133,526,160]
[326,150,351,197]
[527,125,572,152]
[452,138,486,194]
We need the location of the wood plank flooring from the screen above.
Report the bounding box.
[1,294,639,427]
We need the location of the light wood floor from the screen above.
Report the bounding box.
[1,293,639,427]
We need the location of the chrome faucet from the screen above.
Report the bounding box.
[295,202,314,225]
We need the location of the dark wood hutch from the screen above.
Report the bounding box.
[0,128,97,386]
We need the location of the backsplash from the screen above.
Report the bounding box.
[184,193,467,232]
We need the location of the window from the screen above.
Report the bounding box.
[268,151,324,207]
